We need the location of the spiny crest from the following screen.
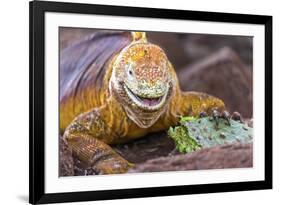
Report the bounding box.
[131,32,147,43]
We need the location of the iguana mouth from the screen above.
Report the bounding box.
[124,84,167,110]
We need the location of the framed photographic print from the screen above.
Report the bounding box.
[29,0,272,204]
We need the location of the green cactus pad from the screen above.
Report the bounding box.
[168,117,253,153]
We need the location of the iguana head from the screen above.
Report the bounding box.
[110,32,174,128]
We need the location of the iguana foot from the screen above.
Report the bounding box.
[200,109,244,126]
[199,109,231,126]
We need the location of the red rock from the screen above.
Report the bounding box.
[59,136,74,176]
[129,143,253,173]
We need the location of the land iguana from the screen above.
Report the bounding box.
[60,31,237,174]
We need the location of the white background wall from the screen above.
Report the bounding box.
[0,0,279,204]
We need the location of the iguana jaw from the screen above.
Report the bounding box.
[124,84,167,111]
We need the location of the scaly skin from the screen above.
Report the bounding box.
[61,32,225,174]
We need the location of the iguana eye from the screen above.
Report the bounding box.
[126,64,135,80]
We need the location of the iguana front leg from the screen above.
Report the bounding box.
[176,91,229,120]
[179,92,246,126]
[63,106,132,175]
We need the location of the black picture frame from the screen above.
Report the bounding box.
[29,0,272,204]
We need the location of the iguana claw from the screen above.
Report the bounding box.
[209,109,231,126]
[199,111,208,118]
[231,111,243,122]
[222,110,231,126]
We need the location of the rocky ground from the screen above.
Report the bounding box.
[129,143,252,173]
[60,130,253,176]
